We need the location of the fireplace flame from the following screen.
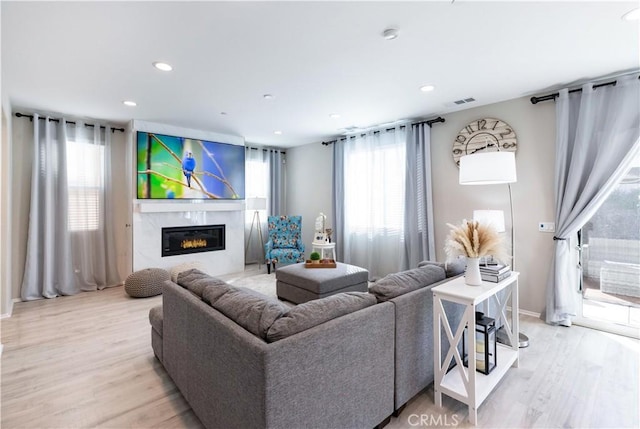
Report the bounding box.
[181,239,208,249]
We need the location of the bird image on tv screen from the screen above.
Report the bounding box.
[136,131,245,200]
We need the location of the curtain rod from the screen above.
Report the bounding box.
[247,146,286,155]
[14,112,125,133]
[530,75,640,104]
[321,116,445,146]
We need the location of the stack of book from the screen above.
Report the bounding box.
[480,264,512,282]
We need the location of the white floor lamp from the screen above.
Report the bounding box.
[245,197,266,267]
[459,151,529,347]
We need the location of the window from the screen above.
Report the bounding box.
[245,155,268,199]
[581,152,640,329]
[66,140,104,231]
[344,138,405,234]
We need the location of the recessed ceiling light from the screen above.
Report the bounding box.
[274,130,282,135]
[220,112,227,116]
[420,85,435,92]
[123,100,137,107]
[152,62,173,71]
[622,7,640,21]
[329,113,341,119]
[263,94,275,100]
[382,28,399,40]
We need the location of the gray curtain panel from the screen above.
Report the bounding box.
[545,74,640,326]
[332,141,345,262]
[21,116,122,300]
[402,122,436,269]
[268,149,285,216]
[21,115,75,299]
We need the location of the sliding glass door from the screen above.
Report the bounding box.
[577,153,640,338]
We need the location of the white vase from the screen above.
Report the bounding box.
[465,257,482,286]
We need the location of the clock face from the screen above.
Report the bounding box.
[452,118,517,166]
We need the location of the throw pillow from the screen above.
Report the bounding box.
[170,261,205,283]
[418,258,466,278]
[266,292,377,342]
[369,265,446,302]
[177,268,230,299]
[211,289,289,339]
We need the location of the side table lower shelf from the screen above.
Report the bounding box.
[438,344,517,406]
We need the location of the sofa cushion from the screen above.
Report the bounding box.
[266,292,377,342]
[149,305,163,336]
[211,288,289,339]
[272,237,298,249]
[418,258,466,278]
[369,265,446,302]
[201,282,238,305]
[177,268,230,299]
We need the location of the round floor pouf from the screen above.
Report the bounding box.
[125,268,170,298]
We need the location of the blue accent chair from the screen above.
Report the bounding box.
[264,215,305,274]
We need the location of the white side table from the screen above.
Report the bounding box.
[432,272,520,425]
[311,241,337,261]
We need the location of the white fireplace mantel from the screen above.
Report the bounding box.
[135,200,245,213]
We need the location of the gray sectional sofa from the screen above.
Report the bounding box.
[370,260,465,414]
[149,262,464,429]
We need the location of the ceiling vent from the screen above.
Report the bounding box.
[453,97,476,105]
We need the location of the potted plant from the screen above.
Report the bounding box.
[309,251,321,264]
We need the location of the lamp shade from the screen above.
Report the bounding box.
[473,210,506,233]
[459,152,517,185]
[246,197,267,211]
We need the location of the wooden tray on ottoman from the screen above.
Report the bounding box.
[305,259,337,268]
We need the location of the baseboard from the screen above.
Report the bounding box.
[0,298,16,319]
[505,305,541,319]
[519,308,541,318]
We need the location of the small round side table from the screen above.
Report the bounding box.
[311,241,337,261]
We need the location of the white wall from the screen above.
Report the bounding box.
[431,97,556,315]
[285,96,556,314]
[286,142,333,256]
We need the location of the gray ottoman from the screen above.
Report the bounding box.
[125,268,169,298]
[276,262,369,304]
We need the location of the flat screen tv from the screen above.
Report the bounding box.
[136,131,245,200]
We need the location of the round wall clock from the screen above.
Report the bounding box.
[452,118,517,166]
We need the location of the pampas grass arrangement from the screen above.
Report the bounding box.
[445,219,509,262]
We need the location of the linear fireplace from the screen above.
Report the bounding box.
[162,224,225,257]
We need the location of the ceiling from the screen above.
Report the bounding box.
[2,1,639,148]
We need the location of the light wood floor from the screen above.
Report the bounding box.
[1,268,638,428]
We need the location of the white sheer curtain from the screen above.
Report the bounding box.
[545,74,640,326]
[342,126,407,279]
[21,116,121,300]
[244,147,269,263]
